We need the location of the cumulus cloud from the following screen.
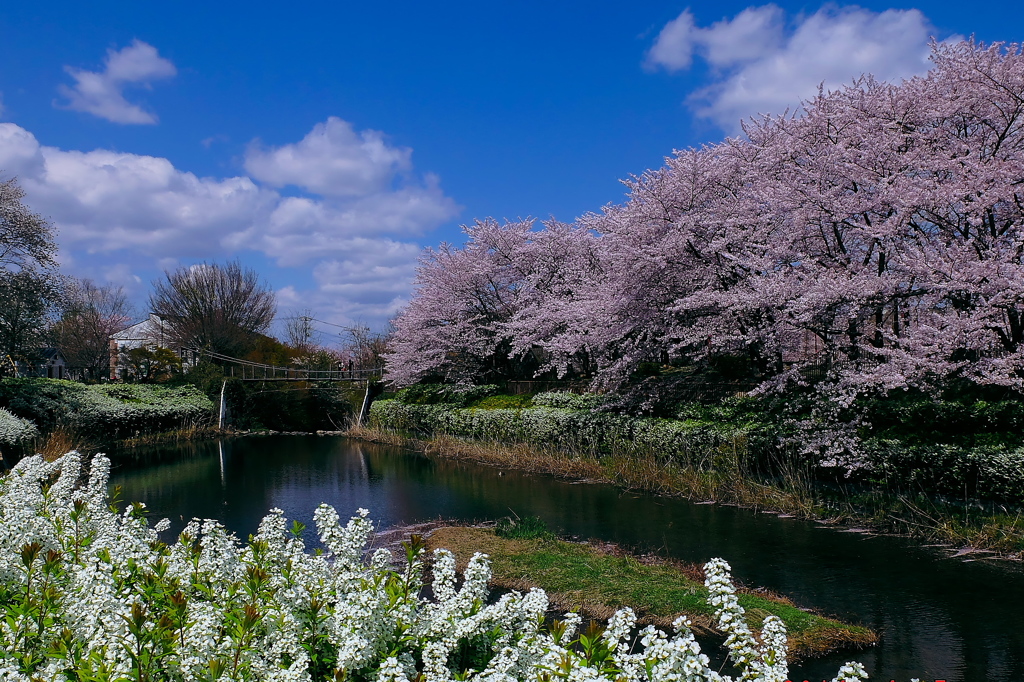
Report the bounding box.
[57,40,176,124]
[0,123,271,255]
[0,117,460,327]
[646,5,945,131]
[227,177,458,266]
[645,11,699,71]
[277,240,424,324]
[245,117,413,197]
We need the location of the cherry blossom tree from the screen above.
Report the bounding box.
[387,40,1024,416]
[386,219,598,386]
[386,219,538,386]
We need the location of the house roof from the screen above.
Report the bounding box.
[38,347,66,362]
[111,313,169,343]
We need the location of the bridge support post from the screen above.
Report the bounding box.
[218,380,227,430]
[358,380,372,426]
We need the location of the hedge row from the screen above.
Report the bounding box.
[369,398,774,471]
[0,379,215,441]
[860,438,1024,502]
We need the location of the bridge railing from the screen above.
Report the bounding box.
[191,348,384,382]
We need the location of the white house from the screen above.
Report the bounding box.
[108,313,174,379]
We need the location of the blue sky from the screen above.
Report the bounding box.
[0,1,1017,339]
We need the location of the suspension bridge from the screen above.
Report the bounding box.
[194,349,384,382]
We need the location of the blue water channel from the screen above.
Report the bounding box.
[109,435,1024,681]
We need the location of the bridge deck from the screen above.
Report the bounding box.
[189,348,383,382]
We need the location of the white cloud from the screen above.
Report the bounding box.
[0,127,273,256]
[245,117,412,197]
[57,40,176,124]
[277,241,423,325]
[646,6,785,71]
[647,5,944,131]
[227,177,458,266]
[0,117,461,328]
[645,11,698,71]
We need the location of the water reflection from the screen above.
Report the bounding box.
[109,435,1024,682]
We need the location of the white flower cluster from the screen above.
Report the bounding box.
[0,408,37,449]
[0,452,868,682]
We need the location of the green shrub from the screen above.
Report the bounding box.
[859,392,1024,447]
[469,394,534,409]
[394,384,500,406]
[0,378,215,441]
[861,438,1024,502]
[377,384,1024,503]
[531,391,607,410]
[369,399,769,470]
[0,378,90,431]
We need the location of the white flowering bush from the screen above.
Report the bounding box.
[858,439,1024,503]
[0,407,37,451]
[0,452,868,682]
[393,384,502,407]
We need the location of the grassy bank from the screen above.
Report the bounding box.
[348,424,1024,558]
[426,525,876,659]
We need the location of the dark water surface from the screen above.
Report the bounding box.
[109,435,1024,682]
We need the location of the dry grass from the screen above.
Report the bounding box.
[349,426,815,515]
[349,426,1023,559]
[345,424,422,448]
[116,424,221,449]
[35,426,95,462]
[27,422,221,463]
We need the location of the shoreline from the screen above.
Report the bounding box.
[346,424,1024,561]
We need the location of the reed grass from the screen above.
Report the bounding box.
[347,425,1024,558]
[35,426,95,462]
[28,420,223,463]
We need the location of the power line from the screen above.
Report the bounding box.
[279,315,366,333]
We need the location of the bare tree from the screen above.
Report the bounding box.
[0,271,61,367]
[342,324,391,371]
[149,261,276,357]
[50,279,133,379]
[285,310,316,356]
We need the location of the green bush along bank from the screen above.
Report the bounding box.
[0,378,215,446]
[371,385,1024,506]
[371,390,773,477]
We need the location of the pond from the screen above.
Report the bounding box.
[109,435,1024,682]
